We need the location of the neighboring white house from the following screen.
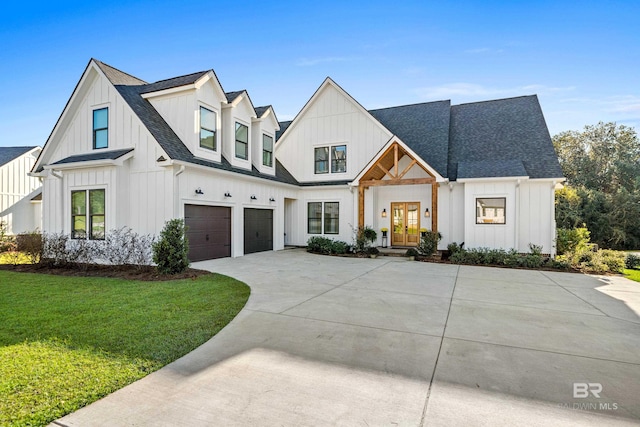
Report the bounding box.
[31,59,565,261]
[0,146,42,234]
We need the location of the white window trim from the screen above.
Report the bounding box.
[69,185,108,240]
[234,119,251,162]
[307,201,340,235]
[313,142,348,175]
[196,102,220,155]
[474,195,507,226]
[262,132,275,168]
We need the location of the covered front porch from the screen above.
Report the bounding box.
[354,141,442,248]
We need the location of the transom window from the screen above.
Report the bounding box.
[476,197,506,224]
[308,202,339,234]
[235,122,248,160]
[314,145,347,174]
[200,107,216,151]
[263,134,273,167]
[72,189,105,240]
[93,108,108,149]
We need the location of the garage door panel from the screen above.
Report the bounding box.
[244,208,273,255]
[185,205,231,262]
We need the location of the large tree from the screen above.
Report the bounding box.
[553,122,640,249]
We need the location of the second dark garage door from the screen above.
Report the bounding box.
[244,208,273,255]
[184,204,231,262]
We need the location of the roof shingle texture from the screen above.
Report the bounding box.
[52,148,134,165]
[0,146,38,167]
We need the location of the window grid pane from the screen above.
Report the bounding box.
[71,190,87,239]
[93,108,108,149]
[89,190,106,240]
[263,134,273,167]
[235,122,248,160]
[200,107,217,151]
[324,202,339,234]
[331,145,347,173]
[314,147,329,174]
[307,202,322,234]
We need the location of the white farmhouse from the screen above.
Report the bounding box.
[0,146,42,234]
[31,59,565,260]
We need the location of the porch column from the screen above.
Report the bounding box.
[432,182,438,233]
[358,185,365,228]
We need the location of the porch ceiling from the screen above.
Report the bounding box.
[360,142,434,185]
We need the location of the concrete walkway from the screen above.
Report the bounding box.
[54,249,640,426]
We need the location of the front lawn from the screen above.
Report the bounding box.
[0,271,249,426]
[624,268,640,283]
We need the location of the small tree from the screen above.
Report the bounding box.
[152,219,190,274]
[417,231,441,256]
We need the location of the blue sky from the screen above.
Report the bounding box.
[1,0,638,147]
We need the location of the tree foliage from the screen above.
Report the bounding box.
[152,219,190,274]
[553,122,640,249]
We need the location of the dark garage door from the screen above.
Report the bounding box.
[244,208,273,255]
[184,205,231,262]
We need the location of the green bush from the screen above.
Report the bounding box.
[152,219,190,274]
[417,231,441,256]
[556,227,590,255]
[353,226,377,253]
[307,237,350,255]
[564,248,626,274]
[447,242,464,255]
[626,253,640,270]
[16,231,43,264]
[405,248,419,258]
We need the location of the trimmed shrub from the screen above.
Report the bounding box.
[626,254,640,270]
[417,231,441,256]
[405,248,419,258]
[556,227,590,255]
[152,219,190,274]
[101,227,155,267]
[16,231,43,264]
[353,225,377,253]
[307,236,350,255]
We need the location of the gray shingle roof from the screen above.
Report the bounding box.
[94,60,147,86]
[0,146,37,167]
[369,101,451,178]
[448,95,564,180]
[276,121,292,141]
[139,71,209,94]
[254,106,270,118]
[457,160,527,179]
[52,148,134,165]
[225,91,245,103]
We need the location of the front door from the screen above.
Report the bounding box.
[391,202,420,247]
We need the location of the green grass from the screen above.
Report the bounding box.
[0,271,249,427]
[624,269,640,283]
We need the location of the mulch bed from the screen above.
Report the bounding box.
[0,263,211,281]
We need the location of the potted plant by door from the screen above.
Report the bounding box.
[419,227,428,238]
[367,246,380,259]
[380,227,388,248]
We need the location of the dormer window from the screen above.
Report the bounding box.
[200,107,216,151]
[93,108,108,149]
[263,134,273,167]
[235,122,248,160]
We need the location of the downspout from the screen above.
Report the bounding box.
[551,180,557,257]
[515,179,521,251]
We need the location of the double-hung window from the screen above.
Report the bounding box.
[308,202,339,234]
[200,107,216,151]
[93,108,108,149]
[235,122,248,160]
[72,189,106,240]
[263,134,273,167]
[314,145,347,174]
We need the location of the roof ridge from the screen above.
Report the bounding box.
[452,94,537,107]
[93,59,147,85]
[368,99,451,112]
[149,70,209,85]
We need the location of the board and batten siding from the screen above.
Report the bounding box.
[517,180,556,254]
[276,84,392,183]
[0,148,42,234]
[438,183,464,250]
[177,167,299,257]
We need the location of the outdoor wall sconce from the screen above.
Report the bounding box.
[195,188,204,195]
[224,192,232,198]
[424,208,430,217]
[250,195,257,200]
[269,197,276,202]
[381,208,387,217]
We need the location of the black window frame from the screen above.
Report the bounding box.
[93,107,108,149]
[314,147,329,174]
[331,145,347,173]
[475,197,506,225]
[263,134,273,167]
[199,106,217,151]
[235,122,249,160]
[307,201,339,234]
[71,189,106,240]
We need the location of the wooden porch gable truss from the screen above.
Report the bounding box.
[357,142,438,233]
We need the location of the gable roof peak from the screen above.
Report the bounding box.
[92,59,147,86]
[453,94,537,108]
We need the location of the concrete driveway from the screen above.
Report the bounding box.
[55,249,640,426]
